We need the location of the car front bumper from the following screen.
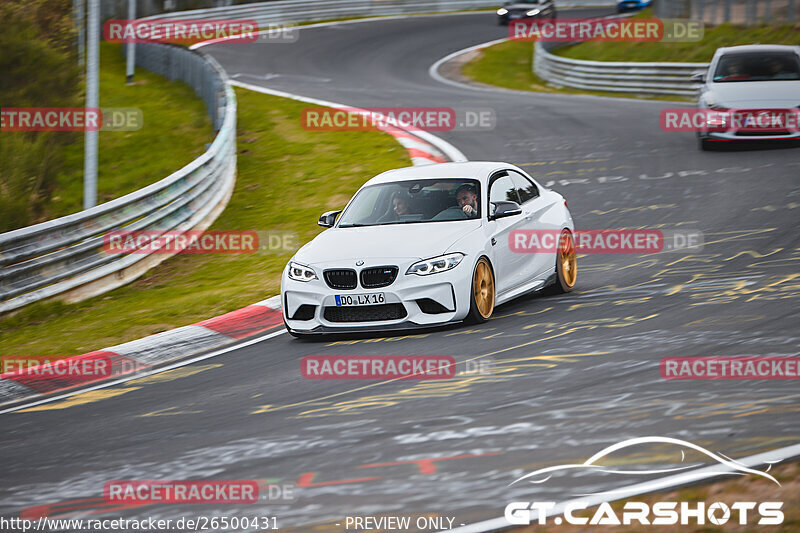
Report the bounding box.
[281,260,473,334]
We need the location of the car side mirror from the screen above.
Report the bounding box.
[318,210,341,227]
[690,72,706,83]
[489,201,522,220]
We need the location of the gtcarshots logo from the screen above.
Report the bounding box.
[505,500,783,526]
[505,437,784,526]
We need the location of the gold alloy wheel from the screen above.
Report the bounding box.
[473,258,495,319]
[559,230,577,288]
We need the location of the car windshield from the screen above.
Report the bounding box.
[337,178,482,227]
[713,52,800,82]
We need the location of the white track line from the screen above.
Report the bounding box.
[0,329,286,415]
[190,10,495,50]
[444,442,800,533]
[428,37,510,91]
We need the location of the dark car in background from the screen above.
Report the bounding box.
[497,0,556,25]
[616,0,652,12]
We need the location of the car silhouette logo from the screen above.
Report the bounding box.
[509,436,782,495]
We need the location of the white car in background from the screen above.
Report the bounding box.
[281,162,575,337]
[694,44,800,150]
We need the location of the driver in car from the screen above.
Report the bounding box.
[456,184,479,218]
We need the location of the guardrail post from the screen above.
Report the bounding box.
[84,0,99,210]
[126,0,136,83]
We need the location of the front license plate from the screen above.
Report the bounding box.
[335,293,385,306]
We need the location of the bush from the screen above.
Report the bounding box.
[0,0,81,231]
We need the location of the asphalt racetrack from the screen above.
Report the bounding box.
[2,8,799,532]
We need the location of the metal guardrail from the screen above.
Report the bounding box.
[141,0,617,25]
[534,42,709,96]
[0,44,236,314]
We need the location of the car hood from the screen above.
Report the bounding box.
[709,81,800,108]
[295,220,482,265]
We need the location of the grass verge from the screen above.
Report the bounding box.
[0,87,409,357]
[460,40,683,101]
[556,20,800,63]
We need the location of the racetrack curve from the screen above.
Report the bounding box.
[2,9,799,531]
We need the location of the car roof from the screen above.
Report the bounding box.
[365,161,516,186]
[716,44,800,56]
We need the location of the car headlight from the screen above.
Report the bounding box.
[406,253,464,276]
[497,8,508,15]
[287,261,317,282]
[526,8,540,15]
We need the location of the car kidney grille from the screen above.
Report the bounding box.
[324,303,407,323]
[324,269,357,289]
[360,266,398,288]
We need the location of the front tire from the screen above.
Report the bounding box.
[466,257,495,323]
[548,229,576,294]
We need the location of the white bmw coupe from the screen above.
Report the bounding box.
[280,162,575,336]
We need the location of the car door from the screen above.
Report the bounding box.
[508,169,562,282]
[486,171,527,296]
